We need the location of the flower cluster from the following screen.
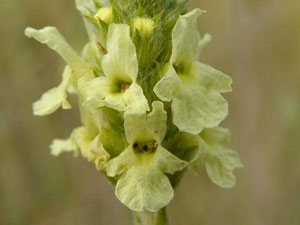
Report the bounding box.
[25,0,242,214]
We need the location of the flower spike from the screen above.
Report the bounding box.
[26,1,241,220]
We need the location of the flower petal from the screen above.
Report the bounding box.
[190,127,242,188]
[103,94,126,111]
[200,127,231,147]
[33,88,68,116]
[153,65,181,102]
[123,82,149,114]
[106,145,187,212]
[80,106,103,131]
[198,33,211,57]
[82,41,103,69]
[73,126,110,169]
[50,138,77,156]
[188,136,208,174]
[172,81,228,134]
[106,146,136,177]
[33,66,72,116]
[205,146,242,188]
[102,24,138,82]
[73,127,97,161]
[82,78,148,113]
[195,62,232,93]
[156,146,188,175]
[90,134,110,170]
[170,8,205,64]
[81,76,110,107]
[25,27,88,73]
[124,101,166,143]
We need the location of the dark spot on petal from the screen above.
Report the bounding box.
[121,83,131,91]
[133,142,138,149]
[173,63,184,74]
[133,140,158,154]
[111,79,132,93]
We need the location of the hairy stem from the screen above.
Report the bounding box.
[134,208,169,225]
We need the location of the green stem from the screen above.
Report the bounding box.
[134,208,169,225]
[155,208,169,225]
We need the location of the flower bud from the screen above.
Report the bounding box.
[94,7,113,24]
[133,17,155,36]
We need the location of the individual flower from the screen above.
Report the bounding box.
[51,108,110,170]
[25,27,91,116]
[81,23,149,114]
[106,101,188,212]
[190,127,243,188]
[154,9,232,135]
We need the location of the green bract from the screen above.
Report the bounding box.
[154,9,232,135]
[26,0,242,221]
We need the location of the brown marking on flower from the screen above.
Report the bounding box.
[133,140,158,154]
[121,83,131,92]
[97,42,107,54]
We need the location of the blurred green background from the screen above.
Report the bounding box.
[1,0,300,224]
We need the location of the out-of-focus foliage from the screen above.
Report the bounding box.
[0,0,300,224]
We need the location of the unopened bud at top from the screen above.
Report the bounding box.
[133,17,155,36]
[95,7,113,24]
